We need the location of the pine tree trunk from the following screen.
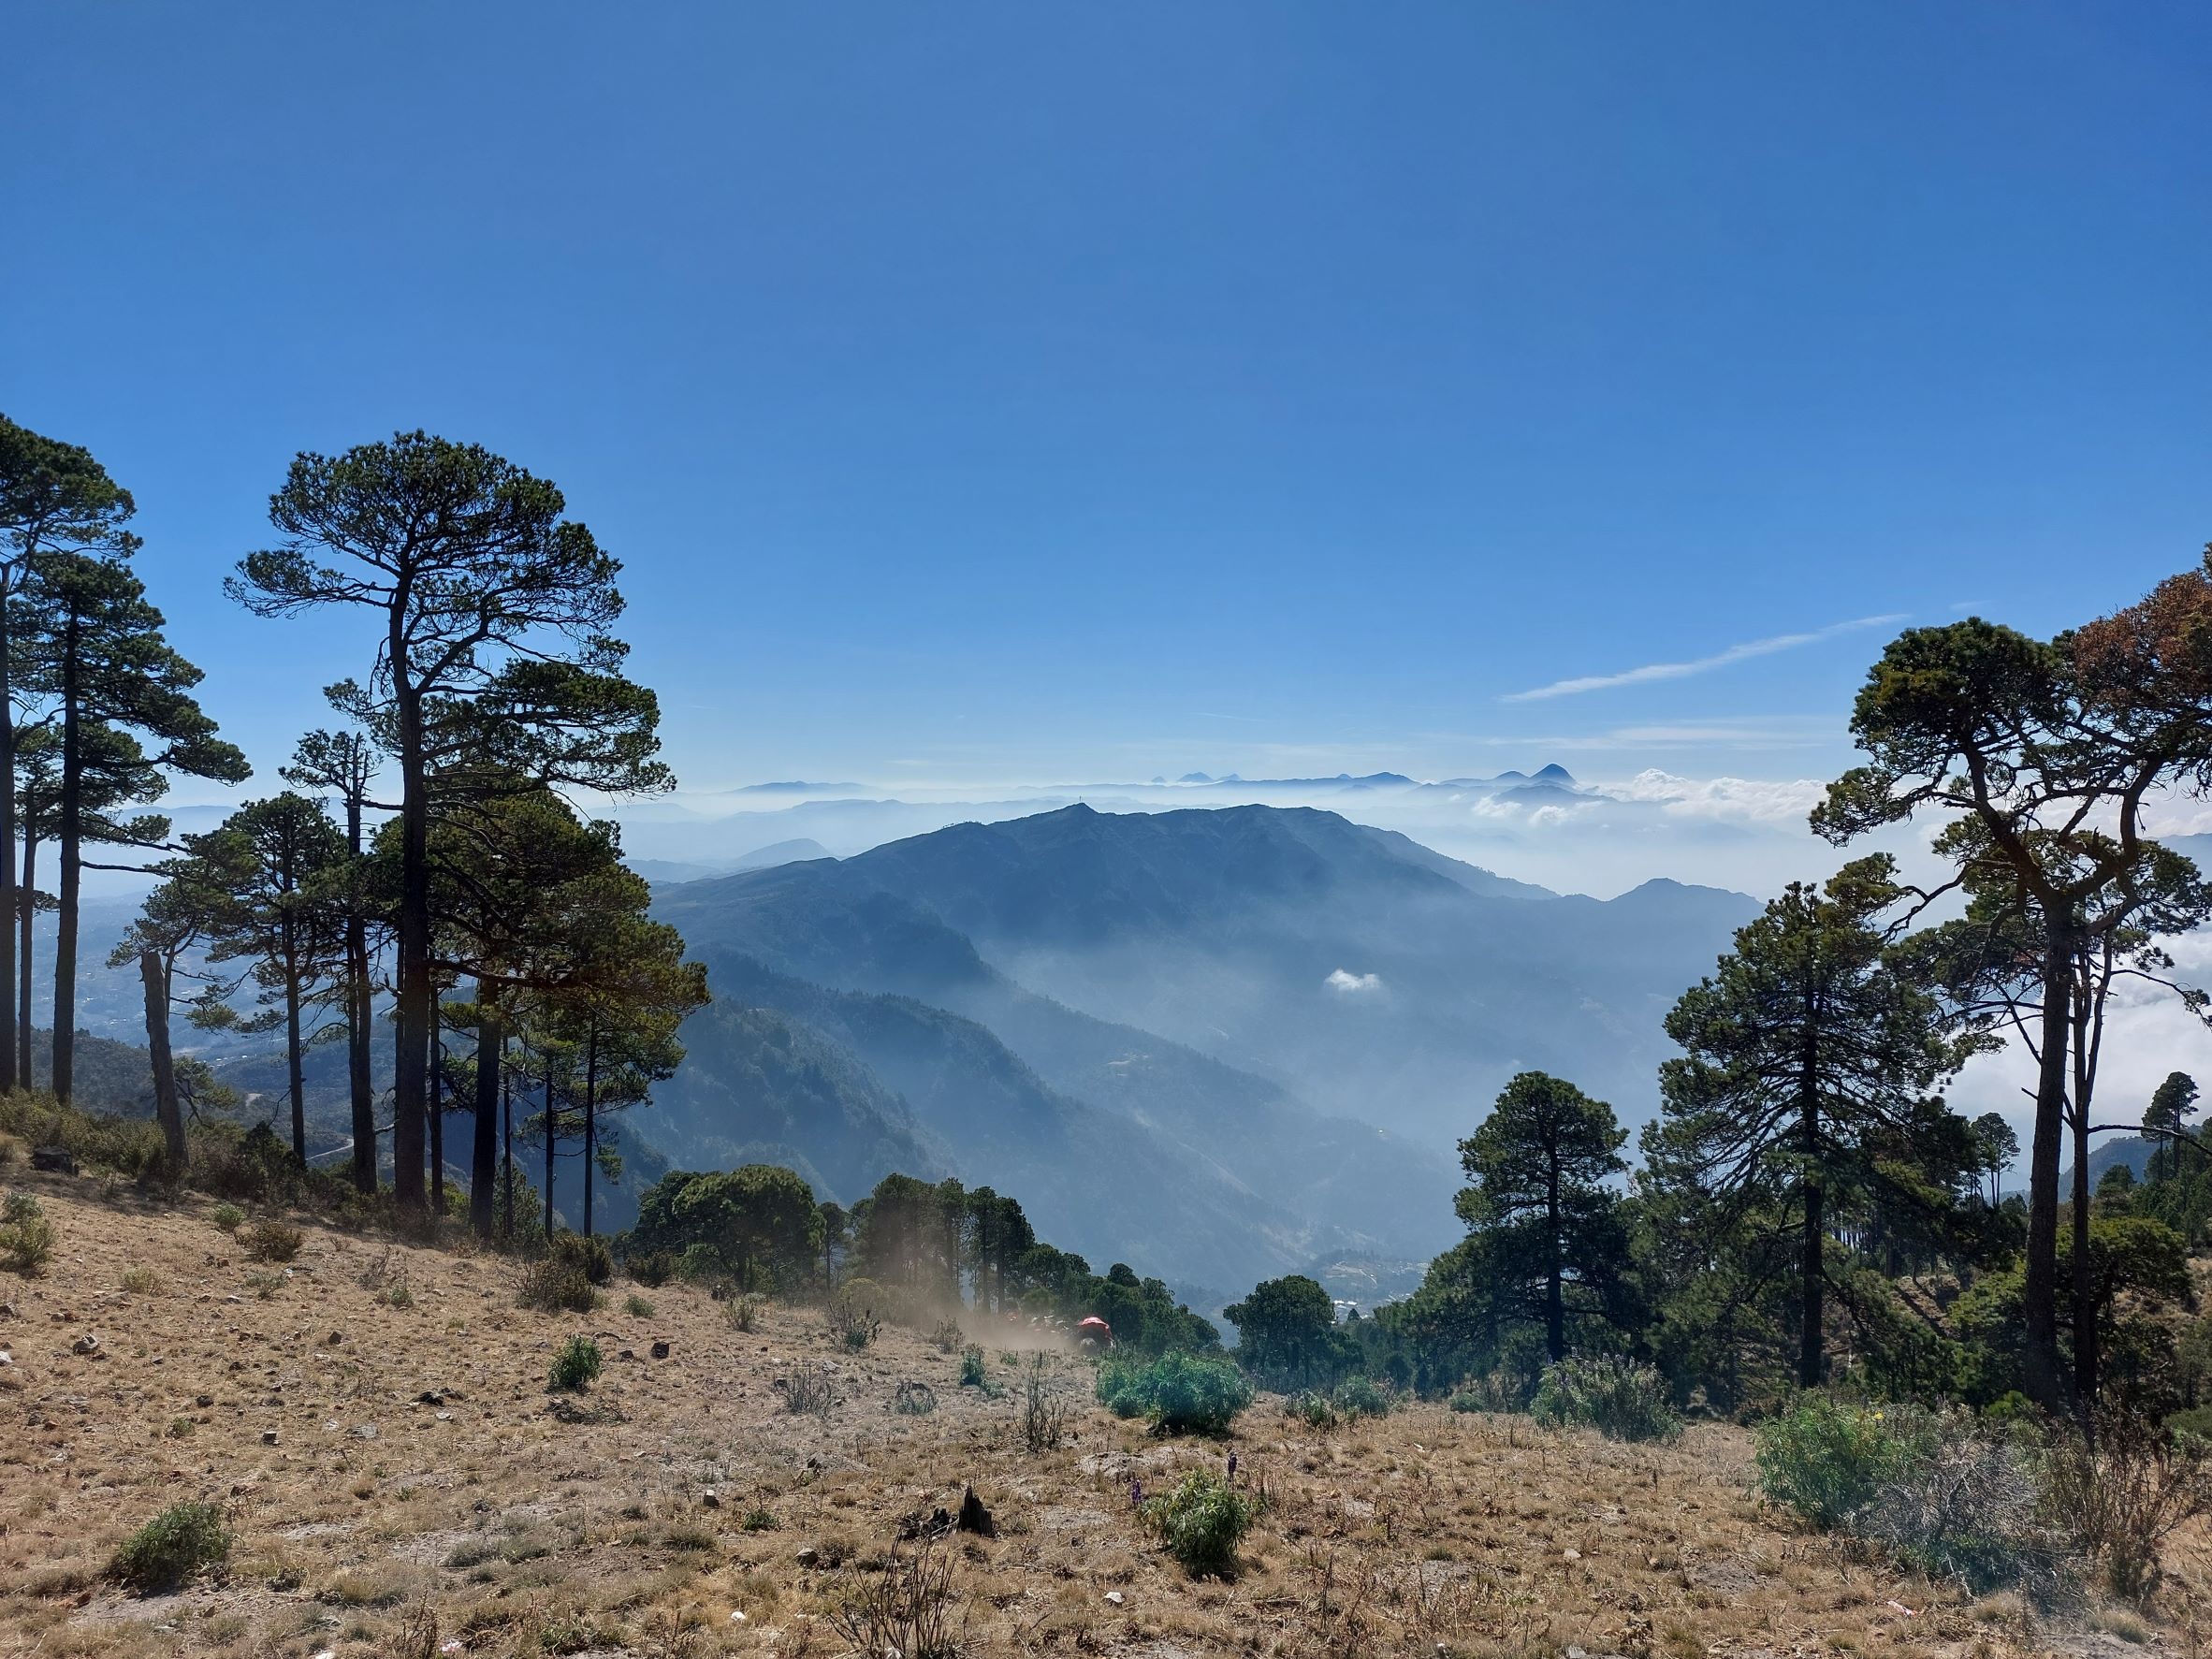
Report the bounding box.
[2022,941,2074,1415]
[52,607,80,1106]
[343,795,374,1194]
[470,982,500,1240]
[2072,1097,2096,1427]
[1799,1058,1824,1390]
[139,949,185,1175]
[390,674,429,1213]
[543,1070,557,1239]
[17,830,33,1089]
[1545,1155,1565,1363]
[582,1024,598,1239]
[501,1043,514,1242]
[429,1030,445,1215]
[0,577,19,1096]
[284,926,306,1167]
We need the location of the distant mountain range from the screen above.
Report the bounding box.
[647,801,1760,1294]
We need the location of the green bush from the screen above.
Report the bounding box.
[959,1345,987,1388]
[1755,1394,1900,1530]
[547,1335,604,1393]
[1142,1470,1257,1577]
[1530,1355,1681,1444]
[1332,1375,1394,1419]
[625,1248,676,1288]
[1098,1350,1253,1436]
[517,1254,599,1314]
[1,1190,54,1273]
[1757,1397,2070,1599]
[111,1501,232,1592]
[1287,1390,1338,1430]
[548,1231,614,1287]
[623,1293,655,1318]
[239,1217,303,1263]
[210,1201,245,1234]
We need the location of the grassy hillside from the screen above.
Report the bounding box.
[0,1169,2136,1659]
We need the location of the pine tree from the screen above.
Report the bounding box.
[1646,856,1966,1389]
[230,432,669,1213]
[1457,1070,1630,1363]
[21,552,247,1101]
[0,416,144,1091]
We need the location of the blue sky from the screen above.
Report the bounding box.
[7,3,2210,799]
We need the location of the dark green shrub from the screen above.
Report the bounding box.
[1098,1350,1253,1435]
[959,1345,987,1388]
[239,1217,304,1263]
[111,1501,232,1592]
[625,1249,675,1288]
[1287,1390,1338,1430]
[209,1201,245,1234]
[547,1335,604,1393]
[548,1231,613,1286]
[1332,1375,1394,1419]
[517,1254,598,1314]
[1142,1470,1256,1577]
[1531,1356,1681,1444]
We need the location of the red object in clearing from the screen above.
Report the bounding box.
[1076,1316,1113,1345]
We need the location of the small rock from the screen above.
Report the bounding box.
[702,1488,720,1508]
[618,1348,636,1361]
[1104,1591,1124,1607]
[196,1394,213,1407]
[730,1610,747,1623]
[795,1547,820,1568]
[261,1430,279,1446]
[650,1339,671,1360]
[351,1422,379,1441]
[1564,1548,1581,1562]
[70,1333,99,1357]
[327,1332,344,1346]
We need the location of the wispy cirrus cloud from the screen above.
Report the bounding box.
[1501,614,1907,703]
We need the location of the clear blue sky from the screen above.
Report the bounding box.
[7,4,2210,797]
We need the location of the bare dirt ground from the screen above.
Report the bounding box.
[0,1170,2197,1658]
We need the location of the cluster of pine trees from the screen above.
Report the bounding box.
[625,1165,1216,1356]
[1230,558,2212,1433]
[0,416,706,1240]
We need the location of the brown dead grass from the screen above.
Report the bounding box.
[0,1170,2190,1657]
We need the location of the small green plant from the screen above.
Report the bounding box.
[741,1506,779,1532]
[625,1248,676,1288]
[959,1345,987,1387]
[931,1317,963,1353]
[1,1190,54,1273]
[1287,1390,1339,1430]
[210,1202,246,1234]
[624,1292,656,1318]
[547,1335,604,1393]
[111,1500,232,1593]
[244,1270,284,1300]
[240,1217,304,1263]
[379,1279,415,1309]
[1097,1350,1254,1436]
[1142,1470,1256,1577]
[121,1263,161,1296]
[1530,1355,1681,1444]
[724,1293,760,1333]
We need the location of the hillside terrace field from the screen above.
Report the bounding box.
[0,1170,2196,1659]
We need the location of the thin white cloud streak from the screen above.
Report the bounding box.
[1501,615,1908,703]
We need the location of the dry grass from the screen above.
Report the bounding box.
[0,1169,2186,1657]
